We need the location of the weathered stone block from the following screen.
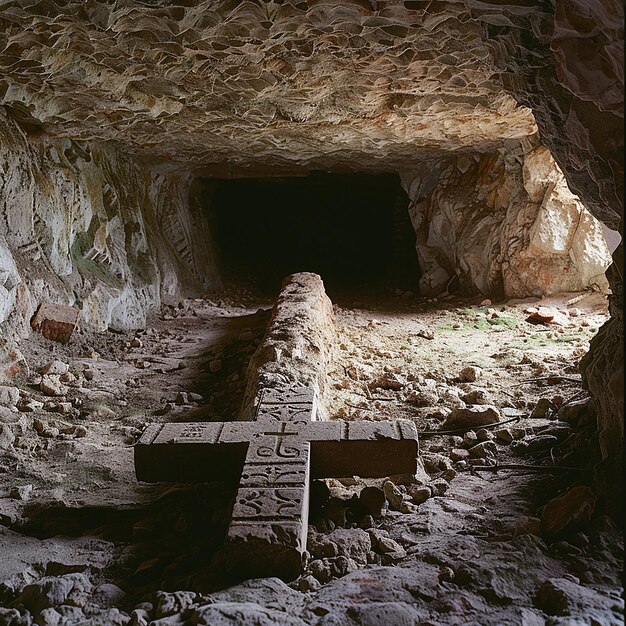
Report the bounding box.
[31,302,80,344]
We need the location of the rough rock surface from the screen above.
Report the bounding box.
[0,115,221,340]
[401,144,611,298]
[0,1,537,172]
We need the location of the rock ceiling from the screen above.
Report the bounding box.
[0,0,539,172]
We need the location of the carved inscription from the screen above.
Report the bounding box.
[256,404,314,422]
[232,487,305,520]
[240,463,308,487]
[153,422,223,445]
[259,386,316,406]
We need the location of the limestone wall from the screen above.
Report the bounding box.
[0,113,220,341]
[401,142,611,299]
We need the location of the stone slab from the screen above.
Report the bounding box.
[31,302,80,344]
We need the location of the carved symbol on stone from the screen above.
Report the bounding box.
[275,490,301,515]
[256,422,301,458]
[256,404,313,421]
[233,488,303,519]
[237,490,263,515]
[241,464,306,486]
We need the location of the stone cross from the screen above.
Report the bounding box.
[135,384,419,581]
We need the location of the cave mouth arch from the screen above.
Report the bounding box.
[199,171,420,297]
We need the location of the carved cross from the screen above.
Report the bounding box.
[135,385,419,581]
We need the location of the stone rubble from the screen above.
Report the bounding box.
[0,289,620,625]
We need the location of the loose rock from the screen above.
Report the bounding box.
[443,405,501,429]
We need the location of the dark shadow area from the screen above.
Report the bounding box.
[182,309,270,422]
[200,172,420,297]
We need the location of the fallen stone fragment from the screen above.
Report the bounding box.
[525,307,568,326]
[415,328,434,340]
[175,391,189,405]
[530,398,554,418]
[462,430,479,448]
[449,448,469,461]
[429,479,449,496]
[476,428,494,442]
[358,486,386,516]
[459,366,482,382]
[441,468,456,481]
[494,428,514,443]
[541,486,597,540]
[155,590,197,619]
[383,480,405,511]
[73,425,88,438]
[31,302,80,343]
[398,500,418,514]
[370,374,404,391]
[0,385,20,406]
[17,398,44,412]
[407,485,431,504]
[460,388,490,404]
[0,423,15,449]
[35,421,59,438]
[467,441,497,459]
[406,389,439,406]
[55,402,73,414]
[557,398,589,425]
[40,375,69,397]
[443,405,500,429]
[9,484,33,501]
[367,529,405,557]
[422,452,453,473]
[513,434,558,454]
[39,360,69,376]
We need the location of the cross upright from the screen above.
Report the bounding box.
[135,272,419,582]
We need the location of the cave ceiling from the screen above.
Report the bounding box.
[0,0,540,173]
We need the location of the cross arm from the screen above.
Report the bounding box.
[306,419,419,479]
[134,422,247,483]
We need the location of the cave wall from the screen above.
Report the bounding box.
[470,0,623,514]
[401,142,611,298]
[0,112,220,346]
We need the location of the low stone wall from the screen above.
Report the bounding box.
[238,272,337,422]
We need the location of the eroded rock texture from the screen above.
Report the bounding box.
[0,114,220,339]
[401,142,611,298]
[0,0,537,171]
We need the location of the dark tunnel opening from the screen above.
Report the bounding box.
[199,172,420,296]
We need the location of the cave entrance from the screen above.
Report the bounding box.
[200,172,420,297]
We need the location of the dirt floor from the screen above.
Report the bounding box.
[0,283,623,625]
